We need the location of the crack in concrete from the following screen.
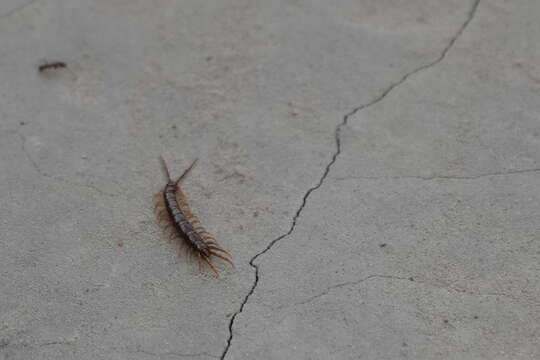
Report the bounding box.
[130,347,218,359]
[220,1,481,359]
[69,180,116,197]
[0,0,38,20]
[433,281,540,306]
[39,341,73,347]
[335,168,540,182]
[279,275,413,310]
[19,132,46,177]
[278,274,539,310]
[18,132,116,197]
[0,339,73,351]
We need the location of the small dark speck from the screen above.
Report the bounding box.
[473,315,479,319]
[171,124,177,130]
[20,121,26,126]
[379,243,387,248]
[409,277,414,281]
[402,342,407,347]
[206,56,213,62]
[253,211,259,218]
[443,319,449,324]
[226,313,232,318]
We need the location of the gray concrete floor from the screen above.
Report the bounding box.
[1,0,539,359]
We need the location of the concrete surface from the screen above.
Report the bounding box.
[0,0,538,359]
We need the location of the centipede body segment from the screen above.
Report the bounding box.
[154,156,233,276]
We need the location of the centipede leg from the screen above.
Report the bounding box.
[204,240,220,248]
[202,235,217,242]
[208,246,231,257]
[163,223,173,230]
[157,209,168,217]
[210,252,234,268]
[202,256,219,276]
[197,254,204,272]
[195,228,213,237]
[189,249,197,263]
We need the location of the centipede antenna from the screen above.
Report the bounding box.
[159,155,172,182]
[175,159,198,185]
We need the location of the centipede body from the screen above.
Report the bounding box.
[38,61,66,72]
[154,156,233,276]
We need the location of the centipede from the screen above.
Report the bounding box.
[153,156,233,276]
[38,61,66,72]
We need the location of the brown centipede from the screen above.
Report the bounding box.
[38,61,66,72]
[153,156,233,276]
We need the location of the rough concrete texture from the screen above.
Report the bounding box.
[0,0,538,359]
